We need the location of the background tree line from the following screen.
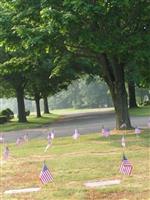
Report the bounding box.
[0,0,149,129]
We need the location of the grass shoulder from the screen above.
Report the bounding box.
[129,105,150,116]
[0,113,60,132]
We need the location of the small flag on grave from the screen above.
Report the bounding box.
[135,127,141,135]
[121,136,126,147]
[0,135,4,143]
[102,127,110,137]
[47,133,51,141]
[39,162,53,184]
[23,134,29,142]
[3,146,9,160]
[16,137,24,146]
[50,130,55,139]
[120,154,133,175]
[72,129,80,140]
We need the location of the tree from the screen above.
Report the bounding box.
[40,0,149,129]
[0,55,33,122]
[0,2,32,122]
[128,79,138,108]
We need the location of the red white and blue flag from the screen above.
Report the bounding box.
[135,127,141,135]
[39,162,53,184]
[50,130,55,139]
[120,154,133,175]
[72,129,80,139]
[23,134,29,142]
[102,127,110,137]
[47,130,55,140]
[0,135,4,143]
[16,137,24,146]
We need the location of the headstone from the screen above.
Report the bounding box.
[84,179,121,188]
[4,187,41,194]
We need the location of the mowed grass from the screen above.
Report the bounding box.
[129,105,150,116]
[51,108,114,115]
[0,130,149,200]
[0,113,60,132]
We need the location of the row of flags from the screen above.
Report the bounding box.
[1,120,150,185]
[0,121,149,145]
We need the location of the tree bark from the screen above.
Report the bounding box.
[16,88,27,122]
[128,80,138,108]
[109,80,132,129]
[99,54,132,129]
[43,96,49,114]
[35,95,41,117]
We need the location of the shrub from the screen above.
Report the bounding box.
[0,115,8,124]
[1,108,14,120]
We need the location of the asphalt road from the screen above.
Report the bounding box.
[1,110,149,143]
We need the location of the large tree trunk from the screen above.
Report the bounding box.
[35,95,41,117]
[43,96,49,114]
[99,54,132,129]
[128,80,138,108]
[109,81,131,129]
[16,88,27,122]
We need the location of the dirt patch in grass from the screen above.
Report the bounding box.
[111,129,145,135]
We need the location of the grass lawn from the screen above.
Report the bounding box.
[51,108,114,115]
[0,113,60,132]
[0,129,149,200]
[129,105,150,116]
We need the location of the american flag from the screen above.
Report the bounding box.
[50,130,55,139]
[102,128,110,137]
[23,134,29,142]
[39,162,53,184]
[3,146,9,160]
[47,133,51,141]
[120,154,133,175]
[135,127,141,135]
[72,129,80,140]
[0,135,4,143]
[16,137,24,145]
[121,136,126,147]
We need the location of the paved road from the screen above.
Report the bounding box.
[1,110,149,143]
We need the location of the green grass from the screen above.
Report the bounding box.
[51,107,114,115]
[129,105,150,116]
[0,113,60,132]
[0,130,149,200]
[1,105,149,132]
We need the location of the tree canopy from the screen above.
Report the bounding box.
[0,0,149,128]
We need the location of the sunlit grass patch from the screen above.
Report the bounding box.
[0,130,149,200]
[0,113,60,132]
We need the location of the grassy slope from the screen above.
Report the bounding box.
[0,129,149,200]
[0,113,60,132]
